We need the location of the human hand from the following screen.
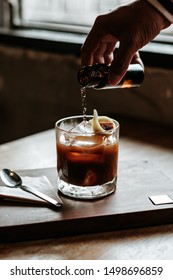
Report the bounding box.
[81,0,171,86]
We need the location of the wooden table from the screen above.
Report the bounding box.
[0,118,173,260]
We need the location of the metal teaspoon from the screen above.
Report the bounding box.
[0,168,63,207]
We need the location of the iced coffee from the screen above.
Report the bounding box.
[55,110,119,199]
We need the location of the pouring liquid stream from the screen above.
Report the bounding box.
[80,86,88,132]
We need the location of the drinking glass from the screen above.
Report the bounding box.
[55,115,119,199]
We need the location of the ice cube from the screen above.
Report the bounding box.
[70,121,93,134]
[83,170,97,186]
[71,135,105,148]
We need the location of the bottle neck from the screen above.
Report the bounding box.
[78,64,108,88]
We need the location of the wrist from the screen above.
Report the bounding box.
[147,0,173,23]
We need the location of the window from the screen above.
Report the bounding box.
[8,0,128,33]
[0,0,173,65]
[7,0,173,40]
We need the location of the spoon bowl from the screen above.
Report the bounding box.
[1,168,22,187]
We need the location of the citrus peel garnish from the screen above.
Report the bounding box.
[90,109,115,134]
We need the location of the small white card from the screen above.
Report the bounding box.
[149,195,173,205]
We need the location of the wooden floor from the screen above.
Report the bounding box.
[0,117,173,259]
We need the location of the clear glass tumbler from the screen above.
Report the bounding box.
[55,115,119,199]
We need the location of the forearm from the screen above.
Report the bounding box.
[147,0,173,23]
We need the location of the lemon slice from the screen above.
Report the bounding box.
[90,109,115,134]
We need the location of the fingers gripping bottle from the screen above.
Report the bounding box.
[78,63,144,90]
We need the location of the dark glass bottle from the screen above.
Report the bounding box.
[78,63,144,90]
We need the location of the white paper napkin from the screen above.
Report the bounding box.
[0,175,61,205]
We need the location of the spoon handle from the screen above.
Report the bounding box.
[21,185,63,207]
